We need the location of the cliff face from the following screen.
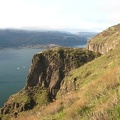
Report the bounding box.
[0,47,100,117]
[26,47,100,98]
[87,24,120,54]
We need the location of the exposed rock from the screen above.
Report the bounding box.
[26,47,100,99]
[0,47,100,116]
[87,24,120,54]
[13,111,18,118]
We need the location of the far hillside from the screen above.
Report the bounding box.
[76,32,98,39]
[0,29,96,48]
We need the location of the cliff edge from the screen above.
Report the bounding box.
[87,24,120,54]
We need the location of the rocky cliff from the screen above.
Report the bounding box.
[0,47,100,118]
[26,47,100,98]
[87,24,120,54]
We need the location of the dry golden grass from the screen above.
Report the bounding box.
[9,65,120,120]
[58,66,120,119]
[65,97,87,119]
[90,93,120,120]
[39,100,63,116]
[79,66,120,99]
[11,114,37,120]
[39,66,120,119]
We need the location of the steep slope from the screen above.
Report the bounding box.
[0,47,99,119]
[56,44,120,120]
[14,45,120,120]
[87,24,120,54]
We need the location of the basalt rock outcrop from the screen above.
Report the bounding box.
[26,47,100,98]
[0,47,100,118]
[87,24,120,54]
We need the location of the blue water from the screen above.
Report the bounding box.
[0,48,44,107]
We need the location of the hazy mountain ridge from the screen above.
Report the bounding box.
[0,29,92,48]
[76,32,98,39]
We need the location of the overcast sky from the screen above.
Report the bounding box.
[0,0,120,32]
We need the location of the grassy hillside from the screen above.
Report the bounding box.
[4,45,120,120]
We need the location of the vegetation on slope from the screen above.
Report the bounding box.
[87,23,120,54]
[0,47,100,120]
[8,45,120,120]
[88,24,120,44]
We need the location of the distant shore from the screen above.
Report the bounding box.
[0,43,86,50]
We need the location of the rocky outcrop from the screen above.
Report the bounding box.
[0,47,100,117]
[26,47,100,98]
[87,24,120,54]
[87,42,119,54]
